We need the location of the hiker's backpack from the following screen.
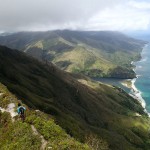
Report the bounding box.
[19,107,24,115]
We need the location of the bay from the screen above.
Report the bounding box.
[93,77,131,93]
[94,39,150,113]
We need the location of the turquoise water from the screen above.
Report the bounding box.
[94,40,150,112]
[133,43,150,112]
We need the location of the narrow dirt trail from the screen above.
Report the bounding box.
[0,93,48,150]
[0,93,4,96]
[0,101,18,122]
[31,125,48,150]
[6,103,18,122]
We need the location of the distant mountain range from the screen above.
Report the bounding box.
[0,45,150,150]
[0,30,146,78]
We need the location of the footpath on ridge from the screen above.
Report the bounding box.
[0,85,90,150]
[0,92,48,150]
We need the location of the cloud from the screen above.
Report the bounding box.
[86,3,150,31]
[0,0,150,32]
[129,0,150,9]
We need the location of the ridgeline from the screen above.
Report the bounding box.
[0,46,150,150]
[0,30,147,78]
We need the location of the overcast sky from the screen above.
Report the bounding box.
[0,0,150,32]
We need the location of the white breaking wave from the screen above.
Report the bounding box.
[139,57,148,62]
[129,75,150,117]
[130,43,149,116]
[130,78,146,108]
[136,75,142,77]
[137,66,142,69]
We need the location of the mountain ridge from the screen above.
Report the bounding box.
[0,30,146,78]
[0,45,150,150]
[0,83,91,149]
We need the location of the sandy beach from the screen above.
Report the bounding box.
[129,78,146,108]
[121,78,146,108]
[121,44,150,116]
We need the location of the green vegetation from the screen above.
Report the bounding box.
[53,46,115,77]
[0,112,41,150]
[108,66,136,79]
[0,83,90,150]
[0,30,146,78]
[0,83,41,150]
[0,46,150,150]
[26,111,90,150]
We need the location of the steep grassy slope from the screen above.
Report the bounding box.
[0,46,150,150]
[0,83,91,150]
[53,46,115,75]
[0,30,146,78]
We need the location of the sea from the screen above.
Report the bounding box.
[133,43,150,112]
[93,77,131,93]
[94,37,150,113]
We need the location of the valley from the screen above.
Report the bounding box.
[0,30,146,78]
[0,45,150,150]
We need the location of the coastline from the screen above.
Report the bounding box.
[121,78,146,108]
[121,44,149,116]
[129,78,146,108]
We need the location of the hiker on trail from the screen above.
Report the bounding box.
[17,103,26,122]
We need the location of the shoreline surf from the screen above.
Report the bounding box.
[129,78,146,108]
[123,44,150,116]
